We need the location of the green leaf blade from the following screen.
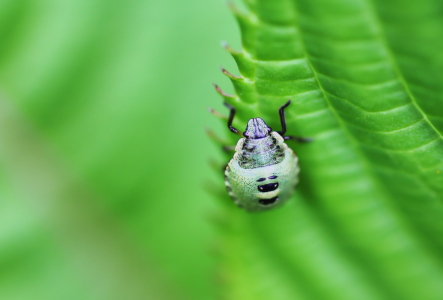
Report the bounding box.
[217,0,443,299]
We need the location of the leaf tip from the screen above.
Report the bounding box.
[213,83,235,98]
[221,67,243,80]
[221,41,242,56]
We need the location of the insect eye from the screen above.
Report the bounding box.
[257,183,279,192]
[259,197,278,205]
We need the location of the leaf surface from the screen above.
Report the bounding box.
[215,0,443,299]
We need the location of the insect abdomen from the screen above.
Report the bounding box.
[225,143,299,212]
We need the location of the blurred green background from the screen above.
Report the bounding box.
[0,0,240,299]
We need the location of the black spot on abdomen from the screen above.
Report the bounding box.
[257,183,279,192]
[259,196,278,205]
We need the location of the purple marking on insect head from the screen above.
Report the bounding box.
[243,118,271,139]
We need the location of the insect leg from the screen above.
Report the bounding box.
[277,100,291,135]
[224,102,240,135]
[277,100,312,142]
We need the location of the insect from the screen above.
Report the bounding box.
[223,100,311,212]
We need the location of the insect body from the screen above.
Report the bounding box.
[223,101,310,212]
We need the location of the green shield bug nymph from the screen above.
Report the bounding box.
[223,100,311,212]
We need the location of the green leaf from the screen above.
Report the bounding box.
[215,0,443,299]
